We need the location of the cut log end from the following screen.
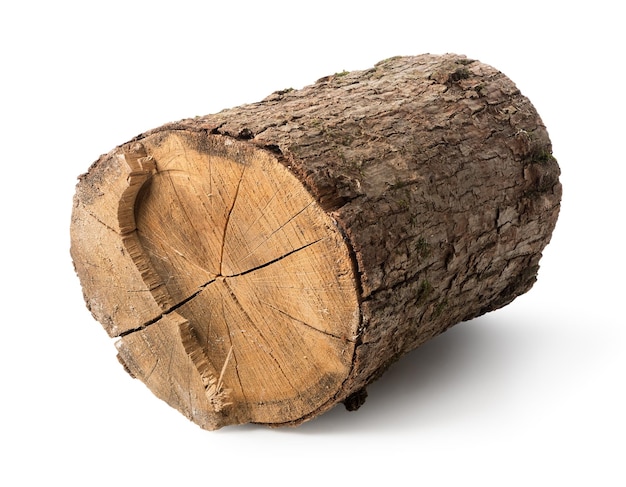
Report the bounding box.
[75,131,360,429]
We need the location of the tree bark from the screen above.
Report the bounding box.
[70,53,561,430]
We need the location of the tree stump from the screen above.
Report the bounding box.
[70,54,561,430]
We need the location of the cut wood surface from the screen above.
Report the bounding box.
[70,54,561,430]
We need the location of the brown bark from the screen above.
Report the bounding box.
[71,53,561,429]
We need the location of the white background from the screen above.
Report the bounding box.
[1,1,623,485]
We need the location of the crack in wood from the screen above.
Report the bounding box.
[221,279,299,396]
[259,300,352,342]
[116,238,327,338]
[219,164,246,276]
[229,200,316,270]
[117,278,216,338]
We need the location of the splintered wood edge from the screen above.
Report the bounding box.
[72,130,361,429]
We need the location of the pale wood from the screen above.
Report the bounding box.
[74,131,359,429]
[71,54,561,430]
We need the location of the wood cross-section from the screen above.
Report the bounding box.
[113,131,359,428]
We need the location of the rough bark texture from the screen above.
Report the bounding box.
[71,53,561,429]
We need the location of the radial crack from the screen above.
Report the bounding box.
[233,201,315,267]
[220,165,246,275]
[259,300,351,342]
[225,238,325,278]
[117,278,216,338]
[222,279,299,395]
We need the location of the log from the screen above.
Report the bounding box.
[70,53,561,430]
